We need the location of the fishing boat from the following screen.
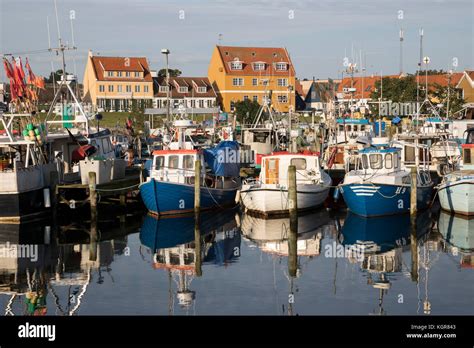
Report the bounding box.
[437,128,474,216]
[339,146,434,217]
[0,113,57,222]
[139,120,241,215]
[240,152,332,216]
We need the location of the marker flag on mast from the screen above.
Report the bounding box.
[25,57,45,89]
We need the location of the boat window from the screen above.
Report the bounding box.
[268,159,277,170]
[345,125,351,132]
[254,132,269,143]
[361,125,366,131]
[369,154,383,169]
[102,138,112,153]
[393,153,399,168]
[290,158,307,170]
[353,125,358,132]
[154,156,164,170]
[385,153,393,169]
[362,154,369,169]
[464,148,472,164]
[338,125,344,132]
[183,155,194,169]
[168,155,179,169]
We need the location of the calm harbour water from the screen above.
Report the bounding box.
[0,206,472,316]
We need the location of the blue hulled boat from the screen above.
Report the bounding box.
[139,122,241,216]
[339,147,433,217]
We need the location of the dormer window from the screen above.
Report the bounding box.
[230,61,243,70]
[159,86,169,93]
[197,86,207,93]
[253,62,265,71]
[107,71,114,77]
[126,72,131,77]
[179,86,188,93]
[117,71,122,77]
[134,72,140,77]
[275,62,288,71]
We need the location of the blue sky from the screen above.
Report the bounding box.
[1,0,472,81]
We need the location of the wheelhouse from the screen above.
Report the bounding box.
[151,150,203,184]
[260,152,322,185]
[355,148,402,173]
[461,128,474,169]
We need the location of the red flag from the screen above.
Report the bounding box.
[11,57,25,97]
[35,76,45,89]
[9,81,18,101]
[25,58,36,84]
[16,57,26,80]
[3,58,14,79]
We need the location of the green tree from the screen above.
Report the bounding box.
[234,99,261,124]
[370,75,418,115]
[430,83,465,117]
[158,68,182,77]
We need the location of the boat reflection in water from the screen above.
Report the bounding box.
[241,209,332,315]
[0,218,134,316]
[341,212,432,315]
[438,211,474,269]
[139,208,241,312]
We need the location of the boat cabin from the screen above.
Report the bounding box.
[150,150,203,185]
[354,148,403,174]
[462,128,474,170]
[420,117,452,135]
[335,119,373,144]
[260,152,322,186]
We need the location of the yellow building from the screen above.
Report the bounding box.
[208,45,296,113]
[83,51,154,111]
[456,71,474,104]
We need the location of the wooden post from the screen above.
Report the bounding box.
[194,213,202,277]
[288,165,298,277]
[89,172,98,261]
[89,172,98,223]
[194,160,201,215]
[120,194,126,206]
[410,167,417,220]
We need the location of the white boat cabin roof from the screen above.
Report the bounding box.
[260,152,322,183]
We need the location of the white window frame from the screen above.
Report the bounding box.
[230,61,243,70]
[275,63,287,71]
[144,85,149,93]
[159,86,169,93]
[253,62,265,71]
[99,85,105,92]
[108,85,114,92]
[232,78,244,86]
[197,86,206,93]
[277,78,288,87]
[117,85,122,92]
[278,95,288,103]
[252,78,258,86]
[125,71,130,77]
[135,85,140,93]
[179,86,188,93]
[126,85,132,93]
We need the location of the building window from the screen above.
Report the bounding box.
[197,86,206,93]
[278,95,288,103]
[159,86,169,93]
[108,85,114,92]
[252,78,258,86]
[117,72,122,77]
[117,85,122,92]
[191,100,196,108]
[275,63,287,71]
[232,78,244,86]
[230,61,243,70]
[126,71,130,77]
[253,95,258,102]
[243,95,249,101]
[261,79,269,86]
[198,100,204,108]
[179,87,188,93]
[253,62,265,71]
[135,85,140,93]
[134,72,140,77]
[126,85,131,93]
[99,85,105,92]
[107,71,113,77]
[277,78,288,87]
[144,85,149,93]
[207,100,213,107]
[230,101,235,110]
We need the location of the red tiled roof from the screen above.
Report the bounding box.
[153,76,217,98]
[216,46,295,76]
[415,72,463,87]
[90,56,153,82]
[336,75,398,99]
[295,80,304,96]
[467,71,474,80]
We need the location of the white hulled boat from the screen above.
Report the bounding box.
[240,152,331,215]
[437,128,474,216]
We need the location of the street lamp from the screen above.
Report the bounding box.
[161,48,170,123]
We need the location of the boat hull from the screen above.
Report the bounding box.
[240,183,330,216]
[340,183,433,217]
[0,189,50,222]
[438,178,474,216]
[139,179,237,215]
